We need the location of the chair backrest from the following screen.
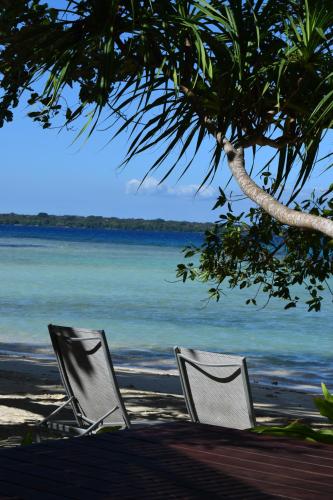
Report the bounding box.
[174,347,255,430]
[49,324,130,428]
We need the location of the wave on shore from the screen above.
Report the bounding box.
[0,341,330,393]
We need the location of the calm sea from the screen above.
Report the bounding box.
[0,224,331,392]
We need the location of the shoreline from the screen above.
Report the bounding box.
[0,353,329,448]
[0,341,328,394]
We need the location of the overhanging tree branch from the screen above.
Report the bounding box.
[218,135,333,239]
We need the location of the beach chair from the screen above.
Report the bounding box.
[38,324,130,437]
[174,347,256,430]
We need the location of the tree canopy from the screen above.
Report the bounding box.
[1,0,333,309]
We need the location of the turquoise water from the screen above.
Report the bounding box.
[0,225,332,391]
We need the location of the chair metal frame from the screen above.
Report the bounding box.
[38,325,130,437]
[174,346,256,428]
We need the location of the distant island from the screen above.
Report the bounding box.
[0,213,213,233]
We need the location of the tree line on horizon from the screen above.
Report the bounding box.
[0,212,213,233]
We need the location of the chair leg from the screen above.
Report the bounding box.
[35,429,42,443]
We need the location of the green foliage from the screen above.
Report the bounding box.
[253,420,333,445]
[177,188,333,311]
[21,430,34,446]
[253,383,333,445]
[314,383,333,423]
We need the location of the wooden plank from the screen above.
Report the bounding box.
[43,433,292,497]
[92,432,333,498]
[0,449,193,499]
[0,480,67,500]
[172,440,333,479]
[0,437,274,498]
[0,422,332,499]
[0,444,202,499]
[0,468,89,499]
[126,422,333,460]
[170,443,331,499]
[94,424,333,499]
[0,455,170,498]
[93,427,333,483]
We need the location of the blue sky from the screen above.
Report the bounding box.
[1,102,226,222]
[1,101,332,222]
[1,0,331,223]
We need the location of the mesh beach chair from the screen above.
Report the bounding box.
[39,325,130,437]
[174,347,256,430]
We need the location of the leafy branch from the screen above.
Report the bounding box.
[177,187,333,311]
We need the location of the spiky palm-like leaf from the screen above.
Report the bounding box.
[1,0,332,195]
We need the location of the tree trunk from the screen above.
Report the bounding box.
[220,136,333,239]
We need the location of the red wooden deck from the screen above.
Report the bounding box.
[0,422,332,499]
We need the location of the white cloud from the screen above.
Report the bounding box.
[126,176,218,199]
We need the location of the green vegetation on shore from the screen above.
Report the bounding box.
[0,213,213,233]
[253,383,333,444]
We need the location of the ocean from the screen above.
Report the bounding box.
[0,224,331,392]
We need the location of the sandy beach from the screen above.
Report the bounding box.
[0,353,328,448]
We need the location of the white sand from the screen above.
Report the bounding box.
[0,354,328,447]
